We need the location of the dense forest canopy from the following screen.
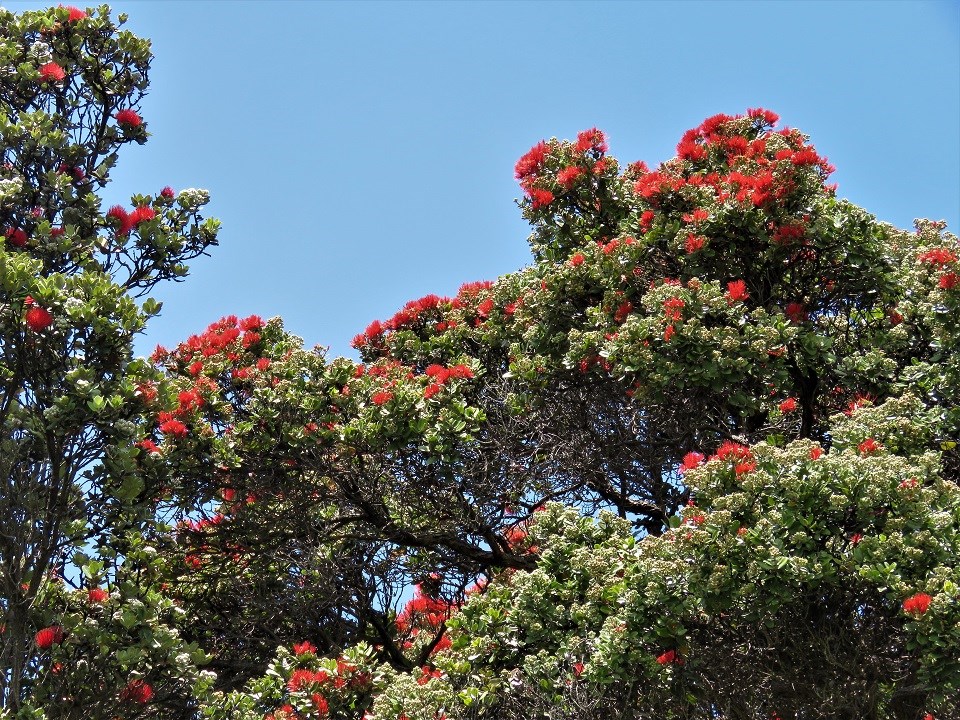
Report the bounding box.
[0,6,957,720]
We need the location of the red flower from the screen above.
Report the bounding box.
[160,186,175,198]
[557,165,584,188]
[663,324,675,342]
[87,588,109,603]
[857,437,882,455]
[656,649,680,665]
[35,626,64,649]
[158,414,188,437]
[515,141,548,180]
[130,206,156,225]
[62,5,88,21]
[239,314,264,331]
[26,306,53,331]
[639,209,655,232]
[784,302,807,324]
[902,592,932,616]
[849,533,863,545]
[569,253,585,267]
[939,272,958,290]
[778,397,797,413]
[575,128,608,154]
[917,248,958,266]
[137,439,160,455]
[371,391,393,406]
[106,205,135,234]
[725,279,749,303]
[680,451,704,473]
[747,107,779,125]
[684,234,705,254]
[115,109,143,127]
[293,640,317,656]
[528,188,554,208]
[809,447,823,460]
[663,297,685,321]
[5,227,28,247]
[119,679,153,704]
[39,62,65,83]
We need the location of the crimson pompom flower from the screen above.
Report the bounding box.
[87,588,109,603]
[903,592,933,616]
[424,383,442,399]
[119,679,153,704]
[684,234,705,254]
[857,437,882,455]
[130,206,156,225]
[39,62,66,83]
[26,305,54,332]
[106,205,135,235]
[114,108,143,127]
[575,127,608,154]
[160,186,175,198]
[556,165,584,188]
[514,141,547,180]
[680,452,704,473]
[61,5,88,21]
[6,227,28,247]
[293,640,317,656]
[918,247,958,266]
[940,272,959,290]
[810,447,823,460]
[569,253,585,267]
[157,413,188,437]
[784,302,807,324]
[656,649,681,665]
[371,391,393,406]
[35,626,64,649]
[779,397,797,413]
[528,188,554,209]
[747,107,779,125]
[725,279,749,303]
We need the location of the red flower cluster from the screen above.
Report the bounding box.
[557,165,584,188]
[656,649,683,665]
[25,304,54,332]
[287,667,330,691]
[87,588,109,603]
[115,108,143,127]
[918,248,958,266]
[712,440,756,476]
[35,625,65,649]
[857,437,882,455]
[119,679,153,704]
[293,640,317,656]
[6,227,27,247]
[680,451,705,473]
[575,127,608,154]
[902,592,932,616]
[61,5,88,21]
[157,412,188,438]
[371,391,393,406]
[515,140,548,180]
[778,397,797,413]
[423,363,474,398]
[39,62,66,83]
[725,279,749,303]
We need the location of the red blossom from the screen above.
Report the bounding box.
[158,413,188,437]
[6,227,28,247]
[569,252,585,267]
[38,62,65,83]
[939,272,958,290]
[663,297,685,321]
[106,205,135,234]
[747,107,780,125]
[130,206,156,225]
[810,447,823,460]
[160,186,175,198]
[25,305,54,332]
[87,588,109,603]
[918,247,958,266]
[557,165,584,188]
[514,141,548,180]
[639,209,655,232]
[656,649,682,665]
[903,592,932,616]
[119,679,153,704]
[371,391,393,406]
[857,437,882,455]
[114,108,142,127]
[725,279,749,303]
[784,302,807,324]
[62,5,88,21]
[663,324,675,342]
[528,188,554,208]
[684,234,705,254]
[575,127,608,154]
[778,397,797,413]
[680,451,705,473]
[35,626,64,649]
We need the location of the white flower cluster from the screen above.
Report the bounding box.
[176,187,210,211]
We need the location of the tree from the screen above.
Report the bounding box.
[150,112,959,718]
[0,5,218,716]
[3,6,958,719]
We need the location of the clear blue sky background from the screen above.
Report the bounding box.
[7,1,960,360]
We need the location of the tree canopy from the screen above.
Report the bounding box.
[1,6,958,720]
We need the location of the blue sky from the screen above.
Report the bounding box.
[7,1,960,360]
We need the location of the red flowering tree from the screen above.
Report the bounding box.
[0,6,218,714]
[149,110,958,719]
